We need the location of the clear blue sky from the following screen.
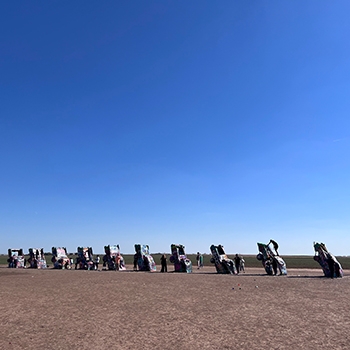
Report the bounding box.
[1,1,350,255]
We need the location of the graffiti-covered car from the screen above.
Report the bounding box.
[52,247,71,269]
[8,249,26,268]
[210,245,236,274]
[134,244,156,272]
[169,244,192,273]
[256,241,287,275]
[76,247,96,270]
[103,244,126,271]
[28,248,47,269]
[314,242,343,278]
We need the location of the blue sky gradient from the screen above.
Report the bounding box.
[1,1,350,255]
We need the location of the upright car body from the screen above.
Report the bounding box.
[169,244,192,273]
[314,242,343,278]
[103,244,126,270]
[134,244,156,272]
[256,241,287,275]
[28,248,47,269]
[210,245,236,274]
[76,247,96,270]
[8,249,25,268]
[52,247,71,269]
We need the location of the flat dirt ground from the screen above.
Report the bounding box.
[1,266,349,350]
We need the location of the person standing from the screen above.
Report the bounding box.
[196,252,203,269]
[75,256,79,270]
[240,256,245,273]
[133,254,138,271]
[234,254,242,274]
[95,255,100,270]
[160,254,167,272]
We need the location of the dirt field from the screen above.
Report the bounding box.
[1,266,349,350]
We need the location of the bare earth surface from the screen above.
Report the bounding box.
[1,265,349,350]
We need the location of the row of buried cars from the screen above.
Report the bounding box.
[6,240,344,278]
[7,244,184,272]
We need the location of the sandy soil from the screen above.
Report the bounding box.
[0,265,349,350]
